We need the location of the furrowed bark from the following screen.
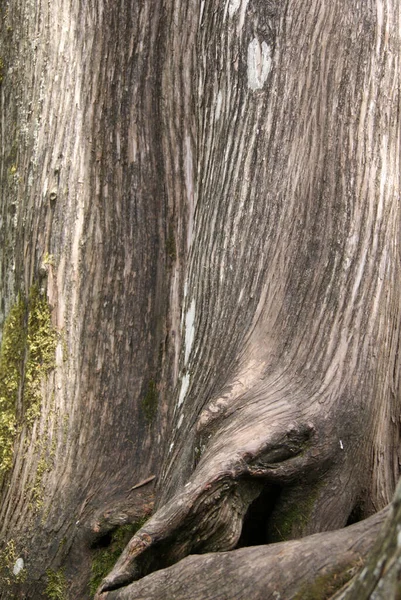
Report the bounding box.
[100,0,401,593]
[0,0,400,598]
[161,0,401,515]
[0,1,173,596]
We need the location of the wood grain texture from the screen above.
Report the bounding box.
[100,0,401,593]
[159,0,401,525]
[101,506,389,600]
[0,0,174,596]
[0,0,400,597]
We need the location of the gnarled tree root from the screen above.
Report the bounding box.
[96,504,389,599]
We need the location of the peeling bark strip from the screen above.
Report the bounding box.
[0,0,400,598]
[130,476,156,492]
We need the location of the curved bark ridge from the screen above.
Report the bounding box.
[97,508,390,600]
[161,0,400,500]
[96,0,400,595]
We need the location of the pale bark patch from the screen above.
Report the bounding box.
[184,298,196,365]
[247,38,272,90]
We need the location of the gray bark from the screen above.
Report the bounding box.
[0,0,400,599]
[99,0,401,594]
[99,507,390,600]
[0,0,169,596]
[333,479,401,600]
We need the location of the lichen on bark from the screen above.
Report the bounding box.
[45,568,68,600]
[0,285,58,477]
[24,285,58,423]
[0,294,26,475]
[0,539,27,590]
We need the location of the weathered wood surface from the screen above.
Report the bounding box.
[333,479,401,599]
[99,507,389,599]
[0,0,400,597]
[0,0,171,596]
[99,0,401,593]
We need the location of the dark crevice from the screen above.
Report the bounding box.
[236,483,283,548]
[90,530,113,549]
[346,503,365,526]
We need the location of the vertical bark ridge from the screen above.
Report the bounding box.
[0,0,173,595]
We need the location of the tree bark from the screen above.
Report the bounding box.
[333,479,401,600]
[0,0,400,599]
[98,506,390,600]
[0,0,171,596]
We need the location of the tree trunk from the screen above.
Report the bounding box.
[0,0,400,599]
[0,0,171,596]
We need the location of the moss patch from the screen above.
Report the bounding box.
[0,286,58,477]
[30,454,53,512]
[89,519,148,597]
[24,285,58,423]
[45,569,68,600]
[0,295,26,475]
[141,379,158,422]
[269,487,321,542]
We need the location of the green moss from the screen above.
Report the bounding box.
[89,519,148,597]
[0,295,26,475]
[7,164,18,185]
[45,569,68,600]
[0,286,58,478]
[272,505,308,541]
[269,488,320,542]
[24,285,58,424]
[42,252,55,267]
[58,537,67,551]
[141,379,158,422]
[30,456,50,511]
